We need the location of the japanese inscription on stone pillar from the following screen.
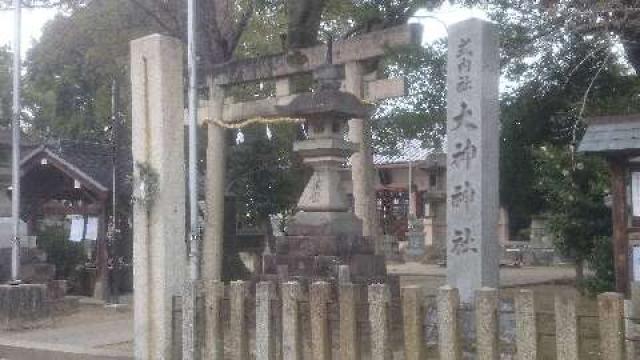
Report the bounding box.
[446,18,500,302]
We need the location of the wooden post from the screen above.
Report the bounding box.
[611,158,629,295]
[93,205,109,300]
[368,283,391,360]
[203,280,224,360]
[628,282,640,360]
[555,295,579,360]
[256,281,277,360]
[598,292,625,360]
[182,280,200,360]
[310,281,331,360]
[282,281,303,360]
[515,289,537,360]
[339,283,359,360]
[475,287,499,360]
[230,281,249,360]
[402,285,424,360]
[438,286,461,360]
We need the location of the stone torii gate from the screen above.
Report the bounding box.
[200,23,424,280]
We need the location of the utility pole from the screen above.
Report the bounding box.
[111,79,118,227]
[10,0,21,285]
[108,78,118,302]
[182,9,202,355]
[187,0,200,281]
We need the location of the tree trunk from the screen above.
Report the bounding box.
[286,0,327,49]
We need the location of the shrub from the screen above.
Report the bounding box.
[581,236,615,295]
[37,225,86,280]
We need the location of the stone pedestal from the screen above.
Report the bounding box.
[263,213,386,284]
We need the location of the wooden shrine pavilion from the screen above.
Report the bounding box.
[579,114,640,295]
[19,140,131,298]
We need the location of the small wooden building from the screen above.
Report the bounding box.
[20,140,131,298]
[579,114,640,294]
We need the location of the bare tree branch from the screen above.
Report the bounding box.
[228,0,256,56]
[563,43,610,87]
[576,51,612,134]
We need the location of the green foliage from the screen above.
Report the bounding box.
[236,1,286,57]
[36,225,86,280]
[494,16,640,234]
[324,0,442,34]
[228,124,308,227]
[374,42,447,154]
[581,236,615,295]
[24,0,159,140]
[534,145,611,264]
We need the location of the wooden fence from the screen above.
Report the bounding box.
[178,280,639,360]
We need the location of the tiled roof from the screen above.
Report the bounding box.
[47,140,115,189]
[373,139,433,164]
[22,139,132,196]
[578,115,640,154]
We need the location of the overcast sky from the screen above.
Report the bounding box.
[0,3,487,56]
[0,7,60,55]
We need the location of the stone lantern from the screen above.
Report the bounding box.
[261,64,387,284]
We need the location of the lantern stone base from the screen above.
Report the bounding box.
[260,211,387,284]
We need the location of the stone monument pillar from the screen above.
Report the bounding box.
[130,34,187,359]
[446,18,500,302]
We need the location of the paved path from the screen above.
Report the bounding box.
[388,263,576,295]
[0,306,133,360]
[0,341,131,360]
[388,263,576,285]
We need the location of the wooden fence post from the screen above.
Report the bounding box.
[438,285,461,360]
[339,282,359,360]
[203,280,224,360]
[369,283,391,360]
[402,285,424,360]
[476,287,498,360]
[515,289,537,360]
[256,281,277,360]
[627,282,640,360]
[182,280,200,360]
[310,281,331,360]
[282,281,303,360]
[598,292,625,360]
[555,294,579,360]
[230,280,249,360]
